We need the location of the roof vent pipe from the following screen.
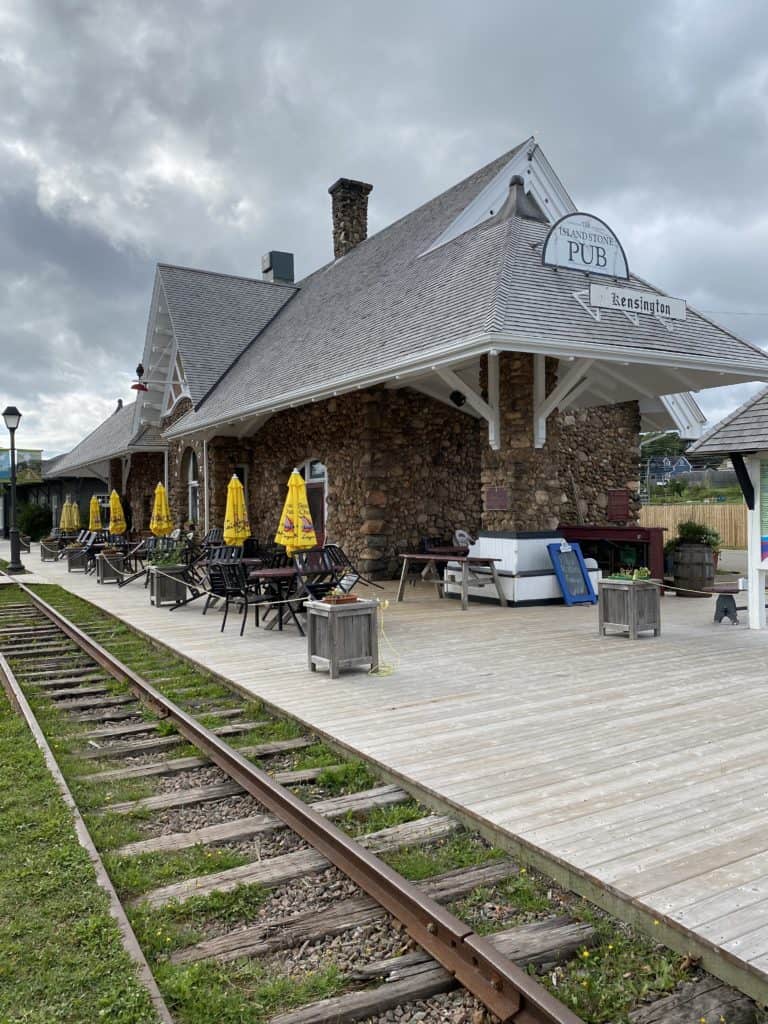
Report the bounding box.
[328,178,373,258]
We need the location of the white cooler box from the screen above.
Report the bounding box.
[443,530,601,606]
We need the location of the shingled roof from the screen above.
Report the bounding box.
[46,401,163,477]
[165,144,768,439]
[688,385,768,456]
[157,264,297,405]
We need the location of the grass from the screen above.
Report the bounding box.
[315,759,377,795]
[0,663,159,1020]
[384,830,507,881]
[539,906,690,1024]
[129,884,269,957]
[105,846,252,901]
[153,959,345,1024]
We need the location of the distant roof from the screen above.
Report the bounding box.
[157,264,297,404]
[688,385,768,456]
[46,401,164,477]
[166,143,768,438]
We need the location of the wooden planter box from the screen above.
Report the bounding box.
[96,553,125,584]
[149,564,187,607]
[40,541,59,562]
[66,548,87,573]
[306,598,379,678]
[598,579,661,639]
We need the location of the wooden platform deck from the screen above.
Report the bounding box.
[13,544,768,1001]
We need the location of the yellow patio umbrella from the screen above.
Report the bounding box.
[275,469,317,556]
[59,500,74,531]
[108,490,127,535]
[149,482,174,537]
[223,474,251,546]
[89,495,102,531]
[70,502,81,530]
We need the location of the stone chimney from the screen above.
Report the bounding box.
[328,178,373,258]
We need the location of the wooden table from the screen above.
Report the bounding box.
[248,566,303,633]
[396,554,507,611]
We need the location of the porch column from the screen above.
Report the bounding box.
[746,455,766,630]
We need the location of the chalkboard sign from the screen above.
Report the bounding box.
[547,541,597,606]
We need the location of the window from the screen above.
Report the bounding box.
[183,448,199,524]
[298,459,327,544]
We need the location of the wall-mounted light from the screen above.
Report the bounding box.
[449,390,466,408]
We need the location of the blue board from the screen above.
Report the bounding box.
[547,541,597,606]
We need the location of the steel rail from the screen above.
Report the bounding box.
[13,581,582,1024]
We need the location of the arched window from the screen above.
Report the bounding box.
[183,448,199,524]
[298,459,327,544]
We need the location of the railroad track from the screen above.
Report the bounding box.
[0,579,757,1024]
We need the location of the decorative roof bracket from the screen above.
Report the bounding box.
[534,355,593,448]
[435,354,500,450]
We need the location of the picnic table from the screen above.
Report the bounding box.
[396,554,507,610]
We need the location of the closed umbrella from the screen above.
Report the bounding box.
[108,490,127,535]
[149,482,174,537]
[223,474,251,546]
[59,500,73,531]
[275,469,317,556]
[71,502,81,530]
[89,495,102,531]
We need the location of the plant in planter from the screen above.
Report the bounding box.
[148,547,184,567]
[321,587,359,605]
[670,520,722,597]
[608,566,651,581]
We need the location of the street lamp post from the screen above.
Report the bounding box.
[2,406,24,574]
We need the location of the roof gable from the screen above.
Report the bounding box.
[688,385,768,456]
[159,264,297,405]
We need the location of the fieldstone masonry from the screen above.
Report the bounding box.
[124,451,164,532]
[163,353,639,576]
[480,353,641,531]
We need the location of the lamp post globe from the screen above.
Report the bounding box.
[2,406,24,574]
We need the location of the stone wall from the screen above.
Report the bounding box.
[108,458,122,493]
[125,451,165,532]
[167,387,482,574]
[480,353,640,531]
[164,356,639,574]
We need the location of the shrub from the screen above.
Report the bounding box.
[675,520,721,550]
[17,503,52,541]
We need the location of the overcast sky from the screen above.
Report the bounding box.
[2,0,768,456]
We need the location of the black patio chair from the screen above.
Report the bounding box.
[211,562,272,636]
[323,544,384,590]
[294,548,340,602]
[196,544,243,614]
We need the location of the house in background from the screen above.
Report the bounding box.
[53,138,768,572]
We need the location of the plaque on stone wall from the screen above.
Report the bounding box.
[486,486,510,511]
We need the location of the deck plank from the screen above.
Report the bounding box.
[22,544,768,998]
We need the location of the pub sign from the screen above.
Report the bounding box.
[543,213,629,280]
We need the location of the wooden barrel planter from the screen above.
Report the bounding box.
[673,543,715,598]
